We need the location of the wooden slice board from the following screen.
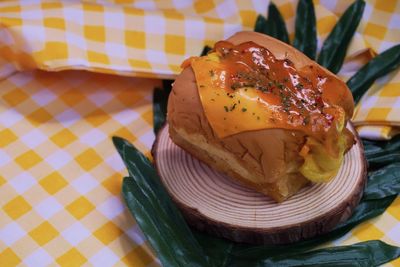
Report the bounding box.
[153,124,367,245]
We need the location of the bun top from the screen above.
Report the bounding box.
[184,31,354,144]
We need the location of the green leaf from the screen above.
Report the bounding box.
[317,0,365,73]
[347,44,400,103]
[113,137,211,267]
[153,80,172,135]
[254,14,268,34]
[254,4,289,44]
[363,163,400,200]
[112,135,129,162]
[201,45,212,56]
[363,136,400,157]
[194,231,233,267]
[229,240,400,267]
[293,0,317,59]
[266,3,290,44]
[370,153,400,169]
[363,136,400,168]
[122,178,205,267]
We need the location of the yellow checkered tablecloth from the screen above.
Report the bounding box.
[0,1,399,266]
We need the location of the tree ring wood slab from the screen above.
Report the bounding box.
[153,124,367,245]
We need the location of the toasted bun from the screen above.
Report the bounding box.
[167,31,354,202]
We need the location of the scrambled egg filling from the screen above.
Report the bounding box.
[299,113,348,182]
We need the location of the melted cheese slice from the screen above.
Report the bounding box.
[191,53,298,139]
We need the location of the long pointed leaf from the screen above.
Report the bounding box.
[363,136,400,168]
[317,0,365,73]
[153,80,172,135]
[194,231,233,267]
[367,152,400,170]
[363,135,400,158]
[267,3,290,43]
[230,240,400,267]
[123,178,185,267]
[255,3,289,43]
[347,44,400,103]
[363,163,400,199]
[201,45,212,56]
[254,14,268,34]
[114,137,211,267]
[293,0,317,59]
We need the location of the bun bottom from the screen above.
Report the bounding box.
[169,125,310,202]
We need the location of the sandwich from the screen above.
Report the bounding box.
[167,31,355,202]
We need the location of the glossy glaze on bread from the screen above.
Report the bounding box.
[167,31,355,202]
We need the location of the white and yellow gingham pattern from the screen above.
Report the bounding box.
[0,1,399,267]
[353,69,400,140]
[0,70,161,266]
[0,0,263,79]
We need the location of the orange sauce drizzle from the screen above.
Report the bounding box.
[189,41,351,158]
